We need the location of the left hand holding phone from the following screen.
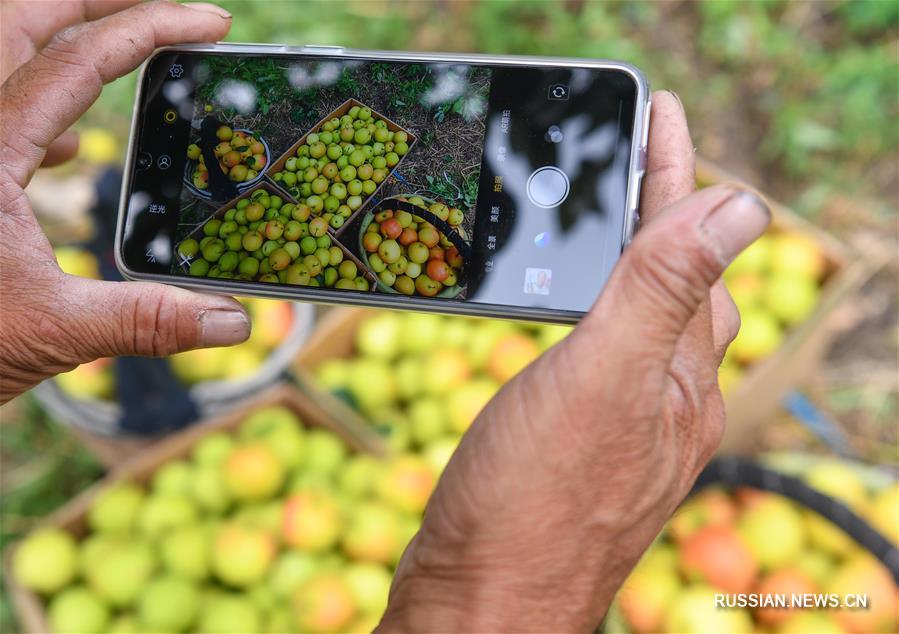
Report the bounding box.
[0,1,248,404]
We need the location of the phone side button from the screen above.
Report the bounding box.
[301,45,345,54]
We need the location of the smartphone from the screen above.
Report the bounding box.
[116,44,650,324]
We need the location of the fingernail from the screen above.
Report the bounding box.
[183,2,232,19]
[666,89,684,111]
[198,309,250,347]
[700,190,771,264]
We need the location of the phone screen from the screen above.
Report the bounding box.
[120,51,641,316]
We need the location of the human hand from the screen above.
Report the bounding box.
[378,92,771,632]
[0,1,248,403]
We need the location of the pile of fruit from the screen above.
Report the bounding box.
[12,406,437,634]
[177,187,371,291]
[270,104,411,231]
[613,459,898,634]
[313,311,571,451]
[187,126,268,190]
[56,298,295,400]
[719,229,828,393]
[360,196,466,297]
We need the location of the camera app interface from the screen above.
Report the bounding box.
[124,52,637,314]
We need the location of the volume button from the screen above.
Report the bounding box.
[301,45,345,54]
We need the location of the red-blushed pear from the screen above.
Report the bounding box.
[426,258,450,283]
[211,523,276,588]
[221,442,286,502]
[664,585,753,634]
[422,347,471,396]
[292,573,357,634]
[827,555,898,634]
[618,565,680,633]
[738,494,806,570]
[376,455,437,515]
[245,300,294,348]
[734,485,773,510]
[281,490,342,553]
[679,525,758,594]
[753,568,817,627]
[56,357,114,400]
[486,333,541,383]
[341,501,404,564]
[669,487,738,544]
[445,245,463,268]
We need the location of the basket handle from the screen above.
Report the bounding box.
[380,199,472,262]
[693,456,899,584]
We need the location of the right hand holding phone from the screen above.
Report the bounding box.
[377,91,771,633]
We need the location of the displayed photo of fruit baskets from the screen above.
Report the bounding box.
[357,195,469,299]
[183,126,271,199]
[174,181,377,292]
[267,98,417,236]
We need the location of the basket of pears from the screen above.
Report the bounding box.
[268,99,416,234]
[357,195,468,298]
[176,183,375,292]
[184,125,270,198]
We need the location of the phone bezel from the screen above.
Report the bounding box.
[116,43,651,324]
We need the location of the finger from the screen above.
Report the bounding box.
[1,0,140,82]
[1,0,232,187]
[710,280,740,362]
[61,276,250,360]
[582,185,770,375]
[640,90,695,223]
[41,131,80,167]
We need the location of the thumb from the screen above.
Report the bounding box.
[61,277,250,360]
[584,184,769,364]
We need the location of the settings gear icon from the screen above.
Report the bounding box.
[169,63,184,79]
